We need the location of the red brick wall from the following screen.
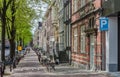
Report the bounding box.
[71,0,103,70]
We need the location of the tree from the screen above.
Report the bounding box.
[0,0,13,73]
[0,0,13,63]
[0,0,50,65]
[14,0,34,48]
[6,0,35,63]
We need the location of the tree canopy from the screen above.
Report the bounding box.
[0,0,51,48]
[0,0,51,45]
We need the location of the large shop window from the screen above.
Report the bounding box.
[73,28,78,52]
[80,26,86,53]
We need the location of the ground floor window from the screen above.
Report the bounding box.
[80,25,86,53]
[73,28,78,52]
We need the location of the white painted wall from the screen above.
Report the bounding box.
[106,17,118,72]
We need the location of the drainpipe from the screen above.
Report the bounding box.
[100,0,106,71]
[69,0,72,65]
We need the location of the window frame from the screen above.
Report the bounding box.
[80,0,85,7]
[89,17,95,28]
[73,0,79,12]
[80,25,86,53]
[73,27,78,52]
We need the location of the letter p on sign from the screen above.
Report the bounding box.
[100,17,108,31]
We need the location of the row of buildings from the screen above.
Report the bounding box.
[33,0,120,72]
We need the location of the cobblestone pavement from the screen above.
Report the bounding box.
[4,49,116,77]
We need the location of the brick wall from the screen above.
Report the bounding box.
[71,0,103,70]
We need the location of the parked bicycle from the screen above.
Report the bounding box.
[41,55,55,72]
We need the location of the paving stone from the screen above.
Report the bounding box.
[4,48,114,77]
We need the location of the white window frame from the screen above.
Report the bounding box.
[73,0,78,12]
[80,26,86,53]
[73,28,78,52]
[80,0,85,7]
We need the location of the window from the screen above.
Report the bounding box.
[37,37,39,40]
[68,2,71,18]
[73,0,79,12]
[89,0,92,2]
[80,26,86,53]
[80,0,85,7]
[89,17,95,28]
[37,42,39,46]
[73,28,78,52]
[59,0,63,10]
[66,5,69,20]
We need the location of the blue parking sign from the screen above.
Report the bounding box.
[99,17,108,31]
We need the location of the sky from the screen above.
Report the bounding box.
[28,1,48,34]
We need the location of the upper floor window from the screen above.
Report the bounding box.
[68,2,71,18]
[73,0,79,12]
[59,0,63,10]
[80,0,85,7]
[89,17,95,28]
[88,0,92,1]
[102,0,108,2]
[37,42,39,46]
[37,37,39,40]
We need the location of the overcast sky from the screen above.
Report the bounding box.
[29,1,48,34]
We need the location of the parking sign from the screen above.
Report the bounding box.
[99,17,108,31]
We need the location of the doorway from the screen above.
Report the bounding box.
[90,35,95,70]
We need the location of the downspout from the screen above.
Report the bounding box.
[100,0,106,71]
[69,0,72,65]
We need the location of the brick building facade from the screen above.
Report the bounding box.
[71,0,103,71]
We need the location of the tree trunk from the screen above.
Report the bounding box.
[9,39,16,68]
[1,0,7,62]
[9,39,15,61]
[22,37,24,48]
[10,0,16,68]
[1,0,13,73]
[1,0,7,74]
[19,37,22,46]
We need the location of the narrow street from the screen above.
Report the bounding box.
[3,49,113,77]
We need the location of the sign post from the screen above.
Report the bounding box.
[100,17,108,70]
